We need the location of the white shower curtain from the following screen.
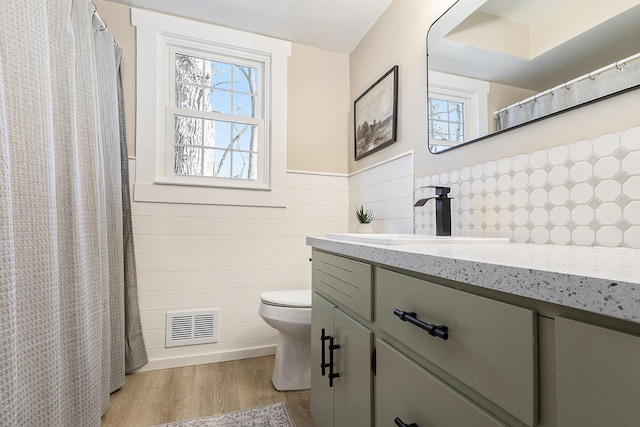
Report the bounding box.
[496,58,640,131]
[0,1,146,426]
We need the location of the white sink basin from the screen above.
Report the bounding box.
[325,233,509,245]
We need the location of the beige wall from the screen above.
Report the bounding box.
[350,0,640,179]
[349,0,451,174]
[95,1,349,174]
[487,82,536,133]
[288,44,349,173]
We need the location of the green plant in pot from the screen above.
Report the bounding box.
[355,205,375,233]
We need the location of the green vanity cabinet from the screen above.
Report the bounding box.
[555,316,640,427]
[311,292,337,427]
[311,292,373,427]
[310,247,640,426]
[311,249,373,320]
[376,339,506,427]
[376,268,538,426]
[311,250,374,427]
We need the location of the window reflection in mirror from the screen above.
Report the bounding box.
[427,0,640,154]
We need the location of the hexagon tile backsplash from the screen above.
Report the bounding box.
[415,127,640,248]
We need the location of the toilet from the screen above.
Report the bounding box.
[259,289,312,391]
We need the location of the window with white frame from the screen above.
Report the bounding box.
[428,95,466,150]
[428,71,489,153]
[132,9,290,207]
[171,50,264,183]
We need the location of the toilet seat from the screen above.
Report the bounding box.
[260,289,311,308]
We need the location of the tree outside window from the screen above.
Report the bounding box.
[173,53,260,181]
[428,97,465,144]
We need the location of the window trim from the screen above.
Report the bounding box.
[131,8,291,207]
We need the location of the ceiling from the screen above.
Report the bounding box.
[430,0,640,91]
[106,0,394,54]
[478,0,569,25]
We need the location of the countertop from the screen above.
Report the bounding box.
[307,236,640,324]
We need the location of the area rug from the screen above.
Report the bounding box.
[151,402,293,427]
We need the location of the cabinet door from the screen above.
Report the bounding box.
[376,339,507,427]
[333,309,373,427]
[311,292,336,427]
[556,317,640,427]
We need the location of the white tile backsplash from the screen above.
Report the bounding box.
[416,127,640,249]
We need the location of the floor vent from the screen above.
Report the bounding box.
[165,309,219,347]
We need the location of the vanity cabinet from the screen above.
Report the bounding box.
[311,251,373,427]
[555,316,640,427]
[311,248,535,426]
[376,339,505,426]
[377,268,537,426]
[310,247,640,426]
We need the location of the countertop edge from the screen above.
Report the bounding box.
[307,237,640,325]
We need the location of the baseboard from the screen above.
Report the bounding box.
[135,345,277,372]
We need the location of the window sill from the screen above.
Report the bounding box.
[133,181,286,207]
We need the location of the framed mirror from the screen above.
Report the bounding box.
[427,0,640,154]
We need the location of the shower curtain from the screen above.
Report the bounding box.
[495,58,640,131]
[0,1,147,426]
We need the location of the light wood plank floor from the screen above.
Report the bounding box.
[101,355,315,427]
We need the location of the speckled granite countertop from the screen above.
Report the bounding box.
[307,236,640,325]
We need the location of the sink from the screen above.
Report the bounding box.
[325,233,509,245]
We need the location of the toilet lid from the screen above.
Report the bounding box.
[260,289,311,308]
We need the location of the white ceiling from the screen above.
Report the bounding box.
[106,0,393,54]
[478,0,569,25]
[430,1,640,91]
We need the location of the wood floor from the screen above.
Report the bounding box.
[101,355,315,427]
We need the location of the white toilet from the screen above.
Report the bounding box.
[259,289,312,391]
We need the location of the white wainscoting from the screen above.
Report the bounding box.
[129,160,349,370]
[349,152,415,234]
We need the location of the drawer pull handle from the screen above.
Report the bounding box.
[328,336,340,387]
[320,328,331,376]
[394,417,419,427]
[393,309,449,340]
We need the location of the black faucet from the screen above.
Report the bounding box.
[414,186,452,236]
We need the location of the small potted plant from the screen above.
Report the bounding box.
[355,205,375,233]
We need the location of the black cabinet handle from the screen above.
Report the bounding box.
[393,309,449,340]
[395,417,419,427]
[320,328,331,376]
[328,336,340,387]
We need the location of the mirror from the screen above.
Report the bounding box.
[427,0,640,154]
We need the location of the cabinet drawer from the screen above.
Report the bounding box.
[376,339,506,427]
[312,250,372,320]
[376,268,537,426]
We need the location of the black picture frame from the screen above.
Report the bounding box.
[354,65,398,160]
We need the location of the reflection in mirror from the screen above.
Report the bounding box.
[427,0,640,154]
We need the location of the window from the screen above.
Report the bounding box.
[428,96,466,151]
[428,71,489,153]
[171,51,263,183]
[132,9,291,206]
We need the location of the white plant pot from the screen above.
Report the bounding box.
[356,223,374,234]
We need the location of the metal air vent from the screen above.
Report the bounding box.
[165,309,219,347]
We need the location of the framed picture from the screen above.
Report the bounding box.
[354,65,398,160]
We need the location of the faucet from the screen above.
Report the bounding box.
[414,186,452,236]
